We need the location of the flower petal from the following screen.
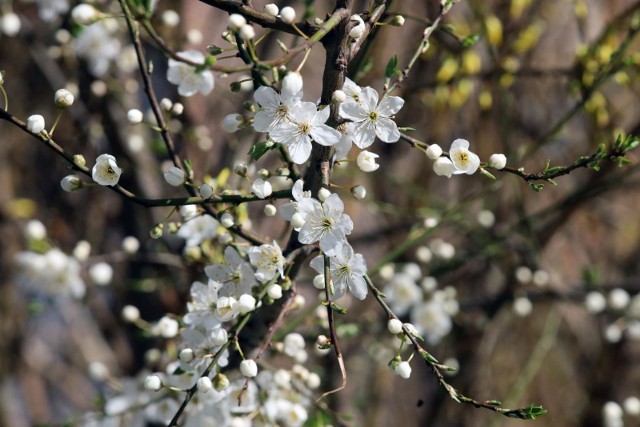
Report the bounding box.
[378,95,404,116]
[311,124,341,146]
[375,117,400,143]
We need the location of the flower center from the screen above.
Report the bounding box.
[368,111,378,121]
[299,122,311,134]
[455,151,469,166]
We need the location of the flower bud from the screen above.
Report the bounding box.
[390,15,405,26]
[488,153,507,170]
[316,334,331,349]
[350,185,366,200]
[160,98,173,111]
[164,166,186,186]
[73,154,86,167]
[54,89,74,108]
[234,294,256,314]
[214,373,230,391]
[144,374,163,392]
[239,24,255,40]
[425,144,443,160]
[1,12,20,37]
[263,203,277,216]
[122,236,140,254]
[387,318,403,334]
[267,284,283,299]
[71,4,98,25]
[222,114,243,133]
[220,212,234,228]
[200,183,214,199]
[61,175,81,192]
[89,262,113,286]
[357,150,380,172]
[393,361,412,379]
[234,163,248,177]
[251,178,272,199]
[332,89,346,104]
[312,274,326,289]
[317,187,331,202]
[196,376,213,393]
[282,72,303,97]
[150,223,164,239]
[240,359,258,377]
[26,115,45,133]
[171,102,184,116]
[291,212,305,230]
[280,7,296,24]
[349,15,365,39]
[127,109,143,124]
[210,327,228,346]
[264,3,279,16]
[227,14,246,32]
[433,157,455,178]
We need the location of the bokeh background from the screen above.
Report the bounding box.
[1,0,640,426]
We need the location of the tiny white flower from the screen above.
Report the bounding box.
[251,178,272,199]
[313,274,326,289]
[164,166,185,186]
[167,50,214,97]
[387,318,403,334]
[264,3,279,16]
[127,109,143,124]
[280,6,296,24]
[234,294,256,314]
[426,144,443,160]
[351,185,366,200]
[240,359,258,377]
[121,305,140,322]
[89,262,113,286]
[239,24,255,40]
[513,297,533,317]
[154,316,179,338]
[210,327,228,346]
[356,150,380,172]
[298,194,353,256]
[71,4,98,25]
[248,241,285,283]
[433,157,455,178]
[585,291,607,314]
[449,139,480,175]
[283,333,306,357]
[25,220,46,240]
[177,214,220,247]
[1,12,21,36]
[220,212,234,228]
[394,361,412,379]
[122,236,140,254]
[179,348,194,363]
[92,154,122,186]
[54,89,74,108]
[144,374,163,392]
[489,153,507,170]
[309,243,367,300]
[291,212,306,230]
[26,115,45,133]
[161,10,180,27]
[332,89,347,104]
[222,114,243,133]
[263,204,277,216]
[196,377,213,393]
[61,175,81,192]
[200,183,214,199]
[267,284,283,299]
[227,14,246,31]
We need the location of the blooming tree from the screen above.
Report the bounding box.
[2,0,640,426]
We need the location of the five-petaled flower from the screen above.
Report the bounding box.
[92,154,122,186]
[297,193,353,256]
[449,139,480,175]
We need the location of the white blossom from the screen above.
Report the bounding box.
[205,246,257,298]
[433,156,455,178]
[348,14,365,40]
[197,376,213,393]
[227,14,246,31]
[297,193,353,256]
[60,175,81,192]
[387,318,403,334]
[356,150,380,172]
[252,83,301,133]
[264,204,277,216]
[411,301,452,344]
[279,179,313,230]
[251,178,272,199]
[384,272,420,316]
[220,212,234,228]
[15,248,85,298]
[339,86,404,148]
[283,333,306,357]
[89,262,113,286]
[239,24,255,40]
[351,185,366,200]
[309,243,367,300]
[73,22,120,76]
[177,214,220,247]
[394,361,412,379]
[585,291,607,314]
[248,241,285,283]
[144,375,163,392]
[240,359,258,377]
[167,50,214,97]
[449,139,480,175]
[54,88,74,108]
[1,12,21,36]
[200,183,214,199]
[270,102,341,164]
[92,154,122,186]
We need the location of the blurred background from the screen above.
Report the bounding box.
[1,0,640,426]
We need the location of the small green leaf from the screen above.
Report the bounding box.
[479,167,496,180]
[529,182,544,192]
[523,404,548,419]
[248,141,274,161]
[461,34,480,47]
[385,55,399,79]
[543,166,564,175]
[329,302,347,314]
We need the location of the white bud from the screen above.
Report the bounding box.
[425,144,443,160]
[332,89,346,104]
[282,72,303,97]
[26,115,45,133]
[357,150,380,172]
[623,396,640,416]
[515,266,532,283]
[1,12,21,36]
[264,3,279,16]
[160,98,173,111]
[433,157,455,177]
[196,376,213,393]
[608,288,630,310]
[127,109,143,124]
[488,153,507,170]
[144,374,163,392]
[416,246,433,263]
[267,284,283,299]
[604,323,622,343]
[603,401,623,420]
[164,166,186,186]
[155,316,179,338]
[351,185,366,200]
[316,335,331,347]
[121,305,140,323]
[89,262,113,286]
[584,292,606,314]
[73,240,91,261]
[171,102,184,116]
[122,236,140,254]
[252,178,273,199]
[387,318,403,334]
[403,322,419,337]
[532,269,549,287]
[264,203,277,216]
[240,359,258,377]
[280,7,296,24]
[313,274,326,289]
[222,114,243,133]
[513,297,533,317]
[393,361,412,379]
[179,348,195,363]
[25,219,46,240]
[214,373,230,391]
[220,212,234,228]
[234,294,256,314]
[307,372,321,389]
[180,204,198,220]
[234,163,248,177]
[349,15,365,39]
[161,10,180,27]
[71,4,98,25]
[239,24,255,40]
[210,328,228,346]
[60,175,81,192]
[227,14,246,31]
[477,209,495,228]
[88,362,109,381]
[291,212,305,230]
[54,89,75,108]
[391,15,405,26]
[318,187,331,202]
[199,183,214,199]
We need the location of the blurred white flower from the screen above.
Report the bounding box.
[167,50,214,97]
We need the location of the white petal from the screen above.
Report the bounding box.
[310,124,341,146]
[351,120,377,149]
[348,276,368,300]
[360,87,379,109]
[339,101,366,121]
[375,117,400,143]
[450,138,469,151]
[287,136,312,164]
[254,86,280,107]
[378,96,404,116]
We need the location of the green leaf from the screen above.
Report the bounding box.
[522,404,548,419]
[461,34,480,48]
[543,166,564,175]
[248,141,274,161]
[385,55,398,79]
[529,182,544,192]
